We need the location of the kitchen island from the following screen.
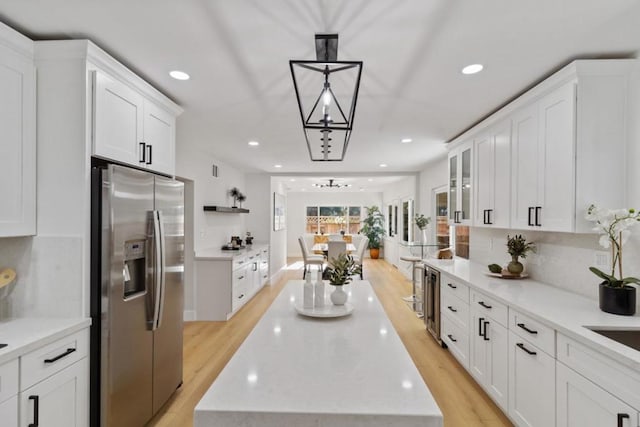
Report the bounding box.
[194,280,443,427]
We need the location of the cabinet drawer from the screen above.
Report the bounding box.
[441,290,469,330]
[471,290,508,327]
[0,358,18,403]
[233,256,248,271]
[21,329,88,391]
[557,333,640,410]
[442,315,469,369]
[509,309,555,357]
[232,280,249,312]
[441,274,469,303]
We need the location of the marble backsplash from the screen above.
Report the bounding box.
[0,236,83,319]
[469,227,640,313]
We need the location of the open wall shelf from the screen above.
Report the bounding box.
[203,206,250,213]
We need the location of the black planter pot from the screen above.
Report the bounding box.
[599,283,636,316]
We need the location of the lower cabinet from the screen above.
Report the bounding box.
[508,331,556,427]
[556,362,638,427]
[20,358,88,427]
[0,395,18,426]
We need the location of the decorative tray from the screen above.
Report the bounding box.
[294,303,354,318]
[485,272,529,280]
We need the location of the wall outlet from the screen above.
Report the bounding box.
[594,251,610,268]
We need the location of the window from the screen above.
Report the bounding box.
[306,206,361,234]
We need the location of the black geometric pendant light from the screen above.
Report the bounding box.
[290,34,363,161]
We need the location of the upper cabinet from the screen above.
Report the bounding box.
[450,59,634,233]
[93,70,176,176]
[448,140,472,226]
[0,24,36,237]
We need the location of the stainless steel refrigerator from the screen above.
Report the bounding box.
[90,163,184,427]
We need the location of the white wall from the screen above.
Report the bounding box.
[285,191,383,257]
[270,180,288,281]
[381,176,417,276]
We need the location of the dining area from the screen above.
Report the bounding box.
[298,234,368,279]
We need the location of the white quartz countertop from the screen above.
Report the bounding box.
[195,243,267,260]
[423,258,640,371]
[0,317,91,365]
[195,280,443,427]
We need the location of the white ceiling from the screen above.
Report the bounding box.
[2,0,640,190]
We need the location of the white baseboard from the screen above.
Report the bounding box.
[183,310,196,321]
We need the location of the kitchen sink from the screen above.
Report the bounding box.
[586,328,640,352]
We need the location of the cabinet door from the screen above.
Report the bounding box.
[143,100,175,175]
[231,266,250,312]
[473,131,493,227]
[486,321,508,410]
[0,45,36,236]
[557,362,638,427]
[0,395,18,427]
[537,81,576,232]
[259,253,269,286]
[469,312,488,385]
[448,142,472,225]
[92,71,144,166]
[491,120,512,229]
[460,144,472,223]
[448,153,458,222]
[511,102,539,230]
[20,358,88,427]
[509,332,555,427]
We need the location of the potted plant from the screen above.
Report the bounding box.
[585,204,640,315]
[360,205,385,259]
[506,234,535,276]
[414,213,431,243]
[326,253,362,305]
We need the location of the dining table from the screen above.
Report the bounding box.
[312,242,357,253]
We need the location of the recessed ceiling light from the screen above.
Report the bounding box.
[401,138,412,143]
[462,64,483,75]
[169,70,190,80]
[289,178,296,182]
[274,164,282,168]
[368,178,373,182]
[248,141,260,146]
[379,163,388,168]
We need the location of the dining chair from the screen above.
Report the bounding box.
[298,236,324,279]
[351,236,368,279]
[327,241,347,266]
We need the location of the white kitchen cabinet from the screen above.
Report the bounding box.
[511,81,576,232]
[448,140,472,225]
[259,247,270,287]
[93,70,176,175]
[557,362,638,427]
[0,395,18,427]
[508,331,556,427]
[20,358,88,427]
[473,119,511,228]
[0,26,36,237]
[440,274,470,369]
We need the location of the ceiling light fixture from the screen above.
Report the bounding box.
[274,164,282,168]
[401,138,412,143]
[169,70,190,80]
[248,140,260,146]
[379,163,388,168]
[462,64,483,75]
[290,34,363,162]
[312,179,351,188]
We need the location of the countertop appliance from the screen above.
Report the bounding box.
[90,163,184,427]
[424,265,441,345]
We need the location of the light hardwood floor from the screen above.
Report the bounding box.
[148,258,513,427]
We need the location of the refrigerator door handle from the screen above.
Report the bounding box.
[151,210,164,330]
[156,210,167,329]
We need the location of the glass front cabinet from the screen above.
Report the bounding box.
[448,140,472,226]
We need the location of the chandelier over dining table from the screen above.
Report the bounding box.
[290,34,363,161]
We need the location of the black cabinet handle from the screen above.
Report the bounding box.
[617,413,629,427]
[535,206,542,227]
[478,317,484,337]
[447,283,457,289]
[516,342,537,355]
[447,305,457,313]
[517,323,538,335]
[28,395,39,427]
[139,142,146,163]
[239,293,245,299]
[483,209,488,225]
[44,347,76,364]
[487,209,493,225]
[447,334,457,343]
[146,144,153,165]
[528,207,534,226]
[478,301,492,309]
[483,320,490,341]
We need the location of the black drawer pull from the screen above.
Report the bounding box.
[535,206,542,227]
[528,207,534,226]
[238,294,245,299]
[44,347,76,364]
[483,320,490,341]
[516,342,537,356]
[478,301,492,309]
[238,276,244,280]
[146,144,153,165]
[478,317,484,337]
[447,306,457,313]
[517,323,538,335]
[28,395,39,427]
[447,283,457,289]
[139,142,146,163]
[618,413,629,427]
[447,334,457,343]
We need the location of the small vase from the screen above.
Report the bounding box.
[507,256,523,275]
[599,283,636,316]
[421,228,428,244]
[314,271,325,307]
[330,285,348,305]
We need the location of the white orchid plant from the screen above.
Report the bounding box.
[585,204,640,288]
